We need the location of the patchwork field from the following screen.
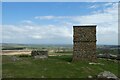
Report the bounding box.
[2,50,72,57]
[2,50,31,55]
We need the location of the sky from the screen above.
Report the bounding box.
[1,2,118,45]
[2,0,120,2]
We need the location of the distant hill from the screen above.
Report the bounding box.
[97,45,120,49]
[1,43,73,50]
[1,43,119,50]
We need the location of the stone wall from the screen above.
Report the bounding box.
[31,50,48,59]
[72,25,97,62]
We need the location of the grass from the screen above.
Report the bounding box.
[2,55,119,78]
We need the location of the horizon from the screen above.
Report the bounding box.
[2,2,118,45]
[1,42,119,46]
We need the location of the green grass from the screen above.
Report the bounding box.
[2,55,119,78]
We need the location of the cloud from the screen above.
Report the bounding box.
[74,3,117,24]
[2,3,118,45]
[104,3,114,6]
[89,5,99,9]
[3,24,73,44]
[73,3,118,45]
[21,20,33,24]
[34,16,71,20]
[35,16,55,20]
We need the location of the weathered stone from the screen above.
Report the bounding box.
[97,71,119,80]
[11,56,21,61]
[31,50,48,59]
[72,25,97,62]
[88,75,93,78]
[97,54,118,60]
[89,62,104,65]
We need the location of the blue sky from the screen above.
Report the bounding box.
[2,2,118,45]
[2,2,108,24]
[2,0,119,2]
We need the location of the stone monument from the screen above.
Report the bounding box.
[72,25,97,62]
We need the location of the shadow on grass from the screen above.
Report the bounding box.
[49,55,72,62]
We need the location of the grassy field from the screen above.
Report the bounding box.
[2,55,119,78]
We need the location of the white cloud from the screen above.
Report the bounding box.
[104,3,113,6]
[88,3,114,10]
[22,20,33,24]
[31,35,42,39]
[3,24,73,44]
[72,3,118,45]
[2,3,118,45]
[34,16,71,20]
[35,16,55,20]
[74,3,118,24]
[89,5,98,9]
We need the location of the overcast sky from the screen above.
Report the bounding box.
[2,2,118,45]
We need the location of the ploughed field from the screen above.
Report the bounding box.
[2,50,72,56]
[2,55,119,78]
[2,50,31,55]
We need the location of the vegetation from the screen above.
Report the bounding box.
[2,43,119,78]
[18,54,31,57]
[96,48,119,55]
[2,55,119,78]
[2,47,25,50]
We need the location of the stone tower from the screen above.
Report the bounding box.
[72,25,97,62]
